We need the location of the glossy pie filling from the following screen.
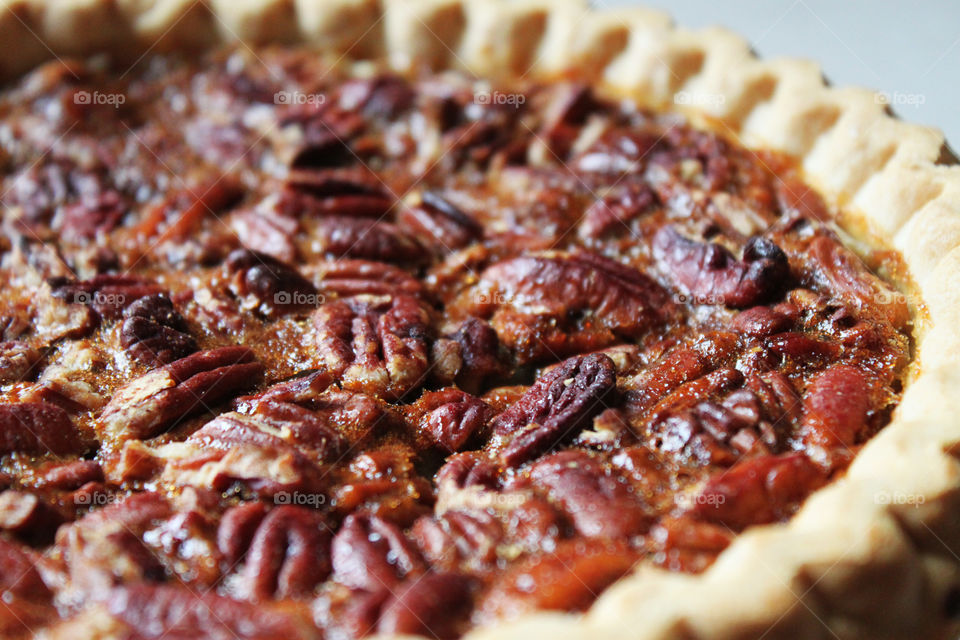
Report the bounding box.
[0,47,911,639]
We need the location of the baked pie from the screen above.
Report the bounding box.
[0,1,958,639]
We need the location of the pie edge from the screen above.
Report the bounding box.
[4,1,960,639]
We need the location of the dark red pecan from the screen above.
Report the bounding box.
[281,167,393,218]
[69,491,173,532]
[800,364,871,463]
[0,490,62,543]
[333,453,433,527]
[731,303,798,337]
[97,346,264,447]
[412,509,503,569]
[650,515,733,573]
[231,506,331,600]
[573,128,665,175]
[537,84,603,158]
[60,495,172,596]
[120,294,197,367]
[464,252,672,363]
[687,453,827,530]
[624,332,741,414]
[376,572,474,638]
[163,442,326,500]
[0,401,86,455]
[398,191,482,251]
[235,378,402,448]
[5,158,124,237]
[133,177,242,244]
[224,248,319,317]
[491,353,617,466]
[330,513,425,591]
[287,166,387,198]
[229,208,299,264]
[143,510,221,588]
[235,369,334,409]
[4,159,75,227]
[435,452,500,492]
[478,540,638,621]
[430,318,508,393]
[653,226,790,308]
[441,111,525,170]
[0,341,42,385]
[405,388,494,453]
[60,189,127,241]
[339,74,415,119]
[765,331,840,366]
[528,450,652,538]
[649,386,776,465]
[39,460,104,490]
[779,229,909,330]
[50,273,163,320]
[579,181,656,239]
[218,502,268,567]
[746,371,802,429]
[646,364,743,420]
[0,537,51,597]
[105,584,314,640]
[312,294,431,400]
[0,538,55,636]
[312,216,424,264]
[311,259,423,298]
[189,400,347,464]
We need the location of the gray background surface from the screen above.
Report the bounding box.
[596,0,960,149]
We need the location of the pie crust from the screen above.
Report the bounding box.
[3,1,960,639]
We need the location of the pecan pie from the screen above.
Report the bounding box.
[1,2,959,640]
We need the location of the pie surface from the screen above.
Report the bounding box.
[0,40,928,639]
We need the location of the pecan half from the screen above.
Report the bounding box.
[50,274,163,321]
[477,540,638,621]
[224,248,319,317]
[61,189,127,241]
[430,318,508,393]
[491,353,617,466]
[312,216,424,264]
[0,490,63,543]
[687,453,827,530]
[234,506,331,600]
[189,400,347,464]
[405,388,494,453]
[0,401,86,455]
[309,259,423,298]
[120,294,197,367]
[412,509,503,569]
[527,450,653,538]
[398,191,482,252]
[331,513,425,591]
[463,252,673,363]
[0,538,55,636]
[376,572,474,638]
[105,584,314,640]
[96,346,264,448]
[800,364,871,466]
[653,226,790,308]
[312,294,431,400]
[281,167,394,218]
[229,208,299,264]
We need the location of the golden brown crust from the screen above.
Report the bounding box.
[6,1,960,638]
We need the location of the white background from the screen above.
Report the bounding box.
[598,0,960,150]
